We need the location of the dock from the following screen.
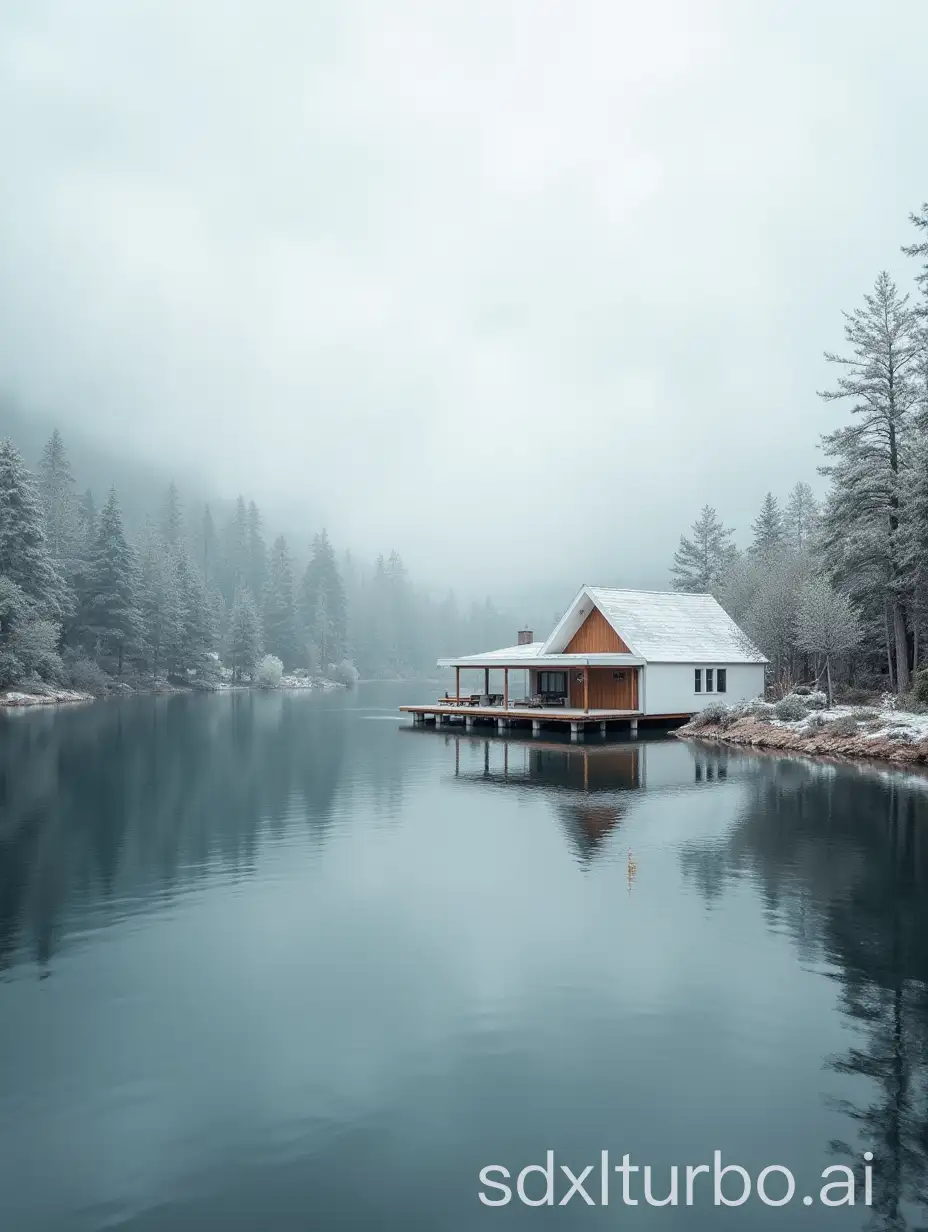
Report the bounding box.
[398,702,690,740]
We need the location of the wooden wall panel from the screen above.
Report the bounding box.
[564,607,631,654]
[568,668,639,709]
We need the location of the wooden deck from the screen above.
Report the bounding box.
[399,702,691,739]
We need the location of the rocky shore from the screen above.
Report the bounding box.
[676,693,928,766]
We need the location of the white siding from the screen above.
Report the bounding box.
[643,663,766,715]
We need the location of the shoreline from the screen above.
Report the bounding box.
[675,700,928,767]
[0,675,348,711]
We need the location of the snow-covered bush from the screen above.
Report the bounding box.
[69,658,110,697]
[824,715,859,737]
[255,654,284,690]
[774,695,808,721]
[331,659,360,686]
[792,684,812,696]
[805,691,828,710]
[688,702,729,729]
[748,700,777,719]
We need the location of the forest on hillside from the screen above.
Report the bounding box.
[0,428,517,693]
[669,200,928,701]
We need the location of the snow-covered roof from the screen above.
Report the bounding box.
[539,586,764,665]
[437,642,544,668]
[437,587,766,669]
[576,587,766,663]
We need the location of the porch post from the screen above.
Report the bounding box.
[455,665,460,701]
[504,667,509,710]
[583,666,589,714]
[484,667,490,697]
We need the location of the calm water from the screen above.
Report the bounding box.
[1,683,927,1230]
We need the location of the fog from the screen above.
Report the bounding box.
[1,0,926,595]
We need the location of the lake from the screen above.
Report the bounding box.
[1,682,927,1230]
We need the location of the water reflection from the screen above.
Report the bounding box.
[0,690,416,974]
[679,744,928,1231]
[2,697,928,1230]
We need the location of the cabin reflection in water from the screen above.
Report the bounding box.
[445,735,733,858]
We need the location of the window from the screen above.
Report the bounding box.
[538,671,566,696]
[706,668,714,692]
[694,669,702,693]
[717,668,727,693]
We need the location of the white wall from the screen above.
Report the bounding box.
[643,663,765,716]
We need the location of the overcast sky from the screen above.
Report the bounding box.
[1,0,926,594]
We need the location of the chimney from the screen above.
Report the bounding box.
[517,628,534,645]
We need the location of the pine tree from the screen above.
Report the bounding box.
[82,488,140,674]
[902,202,928,301]
[818,271,919,692]
[299,529,347,671]
[76,490,97,551]
[175,548,216,671]
[784,482,818,551]
[137,530,182,677]
[162,482,184,548]
[220,496,248,604]
[671,506,736,592]
[201,504,219,589]
[262,535,299,666]
[227,585,262,681]
[246,500,267,601]
[0,438,70,620]
[37,429,76,563]
[751,493,784,557]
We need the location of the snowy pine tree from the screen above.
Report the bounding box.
[82,488,140,675]
[246,500,267,602]
[226,584,262,681]
[162,482,184,549]
[262,535,299,667]
[784,482,818,551]
[750,493,784,557]
[175,548,216,672]
[671,506,736,592]
[299,529,347,671]
[37,429,76,564]
[0,438,70,621]
[818,271,920,692]
[137,529,183,677]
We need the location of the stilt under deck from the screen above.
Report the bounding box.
[400,703,691,739]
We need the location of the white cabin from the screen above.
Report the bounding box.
[436,585,767,718]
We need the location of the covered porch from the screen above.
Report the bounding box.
[434,653,644,714]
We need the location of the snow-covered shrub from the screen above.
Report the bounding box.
[255,654,283,689]
[805,691,828,710]
[824,715,859,737]
[774,695,808,721]
[69,658,110,697]
[748,700,777,719]
[792,684,812,696]
[850,708,878,722]
[688,703,729,729]
[331,659,360,686]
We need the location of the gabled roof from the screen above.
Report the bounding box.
[542,586,767,664]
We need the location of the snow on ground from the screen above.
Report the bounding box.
[1,688,94,707]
